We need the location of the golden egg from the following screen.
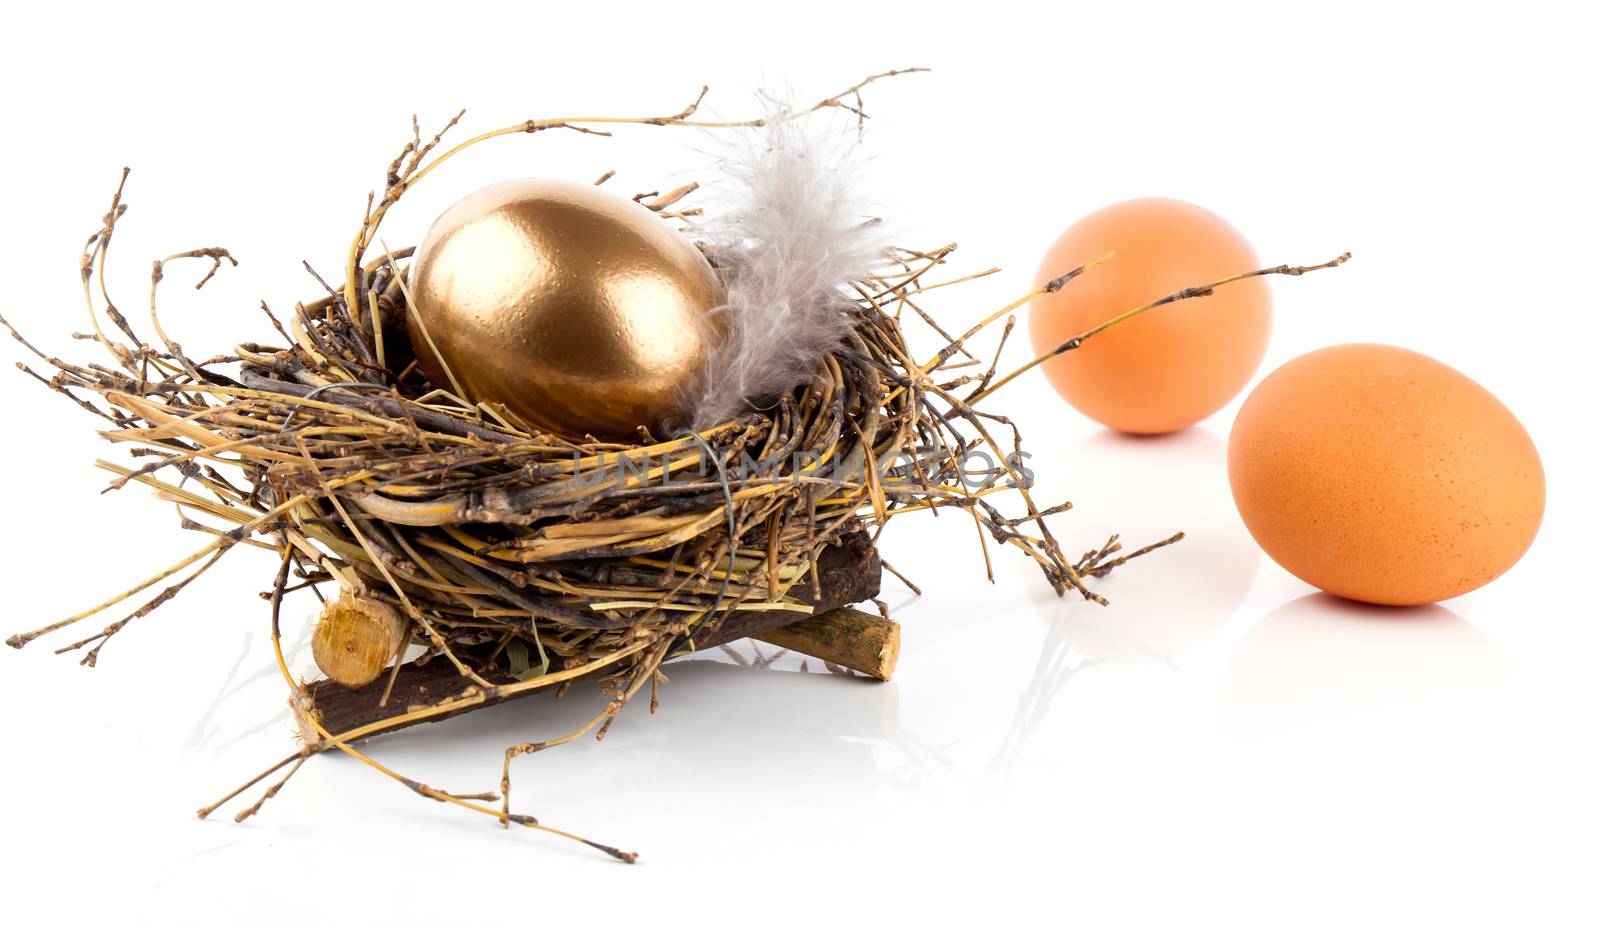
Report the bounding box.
[407,178,725,440]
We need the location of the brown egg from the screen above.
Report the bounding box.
[407,178,725,440]
[1228,344,1544,606]
[1030,198,1272,434]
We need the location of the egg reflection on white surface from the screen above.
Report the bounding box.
[1219,593,1511,750]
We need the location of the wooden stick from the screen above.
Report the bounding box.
[311,595,407,688]
[758,608,900,681]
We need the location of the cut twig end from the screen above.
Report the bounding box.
[586,841,639,864]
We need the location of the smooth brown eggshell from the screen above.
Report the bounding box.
[1030,198,1272,434]
[1228,344,1544,606]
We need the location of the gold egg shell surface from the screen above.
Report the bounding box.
[407,178,725,440]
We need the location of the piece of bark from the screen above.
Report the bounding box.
[305,532,880,742]
[758,608,900,681]
[686,530,879,651]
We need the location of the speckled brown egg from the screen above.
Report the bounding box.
[1228,344,1544,606]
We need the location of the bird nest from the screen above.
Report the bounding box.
[4,72,1340,860]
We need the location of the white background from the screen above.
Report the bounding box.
[2,2,1596,925]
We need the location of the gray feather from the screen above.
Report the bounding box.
[684,102,890,431]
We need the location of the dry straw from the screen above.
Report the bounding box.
[2,70,1344,860]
